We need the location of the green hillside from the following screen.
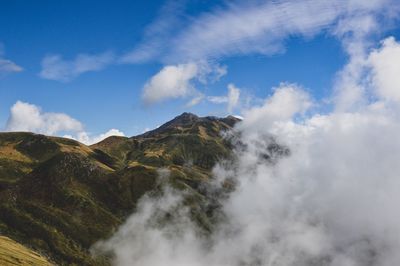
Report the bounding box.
[0,113,240,265]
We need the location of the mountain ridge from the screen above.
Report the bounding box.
[0,113,240,265]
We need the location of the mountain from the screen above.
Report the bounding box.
[0,113,240,265]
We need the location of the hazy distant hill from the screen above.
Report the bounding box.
[0,113,240,265]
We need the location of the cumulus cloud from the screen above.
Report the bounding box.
[142,62,226,104]
[368,37,400,102]
[5,101,83,135]
[142,63,197,104]
[240,83,312,132]
[3,101,124,145]
[70,128,125,145]
[0,44,23,76]
[39,51,115,82]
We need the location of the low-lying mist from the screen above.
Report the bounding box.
[94,38,400,266]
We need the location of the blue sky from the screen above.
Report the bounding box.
[1,0,399,143]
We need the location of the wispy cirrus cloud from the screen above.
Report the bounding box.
[121,0,186,64]
[39,0,185,83]
[0,43,23,76]
[122,0,399,106]
[127,0,399,64]
[38,0,399,111]
[39,51,115,82]
[207,83,241,113]
[0,59,23,75]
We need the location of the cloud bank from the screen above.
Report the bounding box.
[94,33,400,266]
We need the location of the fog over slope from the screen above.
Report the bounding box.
[94,1,400,265]
[96,43,400,266]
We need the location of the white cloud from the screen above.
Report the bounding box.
[207,95,227,104]
[227,84,240,113]
[70,128,125,145]
[142,63,198,104]
[34,0,398,87]
[207,83,241,112]
[331,14,380,111]
[5,101,83,135]
[129,0,398,109]
[130,0,398,63]
[82,2,400,264]
[4,101,124,145]
[142,61,226,104]
[0,44,23,75]
[142,127,151,134]
[185,93,205,107]
[121,1,186,64]
[0,59,23,74]
[39,51,115,82]
[368,37,400,102]
[240,83,311,132]
[94,37,400,264]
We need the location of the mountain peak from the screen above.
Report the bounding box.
[138,112,240,138]
[172,112,199,124]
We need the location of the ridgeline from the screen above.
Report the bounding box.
[0,113,240,265]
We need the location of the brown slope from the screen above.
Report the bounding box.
[0,236,52,266]
[0,113,240,265]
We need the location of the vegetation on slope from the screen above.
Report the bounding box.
[0,113,240,265]
[0,236,52,266]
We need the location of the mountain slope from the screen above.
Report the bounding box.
[92,112,239,169]
[0,113,240,265]
[0,236,52,266]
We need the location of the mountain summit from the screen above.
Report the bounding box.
[139,112,240,138]
[0,113,240,265]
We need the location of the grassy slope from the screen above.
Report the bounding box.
[0,236,52,266]
[0,113,239,265]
